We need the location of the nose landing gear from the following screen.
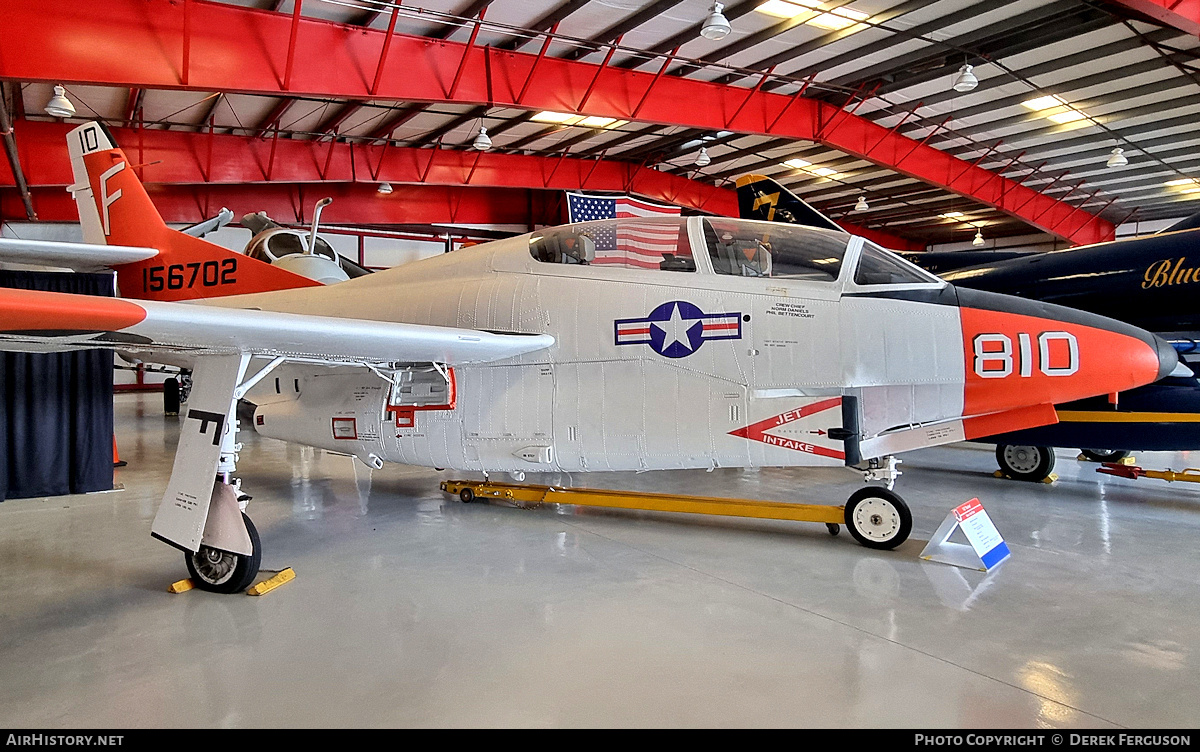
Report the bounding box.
[185,512,262,594]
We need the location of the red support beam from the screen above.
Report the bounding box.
[370,6,400,96]
[4,120,926,249]
[2,0,1071,240]
[1104,0,1200,35]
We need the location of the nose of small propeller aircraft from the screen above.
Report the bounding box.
[952,286,1176,416]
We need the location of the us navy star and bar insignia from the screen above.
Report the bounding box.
[614,300,742,359]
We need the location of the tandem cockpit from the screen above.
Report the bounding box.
[527,216,940,290]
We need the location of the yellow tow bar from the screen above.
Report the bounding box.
[441,480,844,525]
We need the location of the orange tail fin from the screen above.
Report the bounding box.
[67,122,320,301]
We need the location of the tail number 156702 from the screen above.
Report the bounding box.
[143,259,237,292]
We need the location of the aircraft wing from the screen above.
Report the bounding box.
[0,237,159,271]
[0,287,553,365]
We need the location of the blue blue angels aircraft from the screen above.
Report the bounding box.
[736,174,1200,481]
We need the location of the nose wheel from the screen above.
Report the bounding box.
[844,487,911,550]
[184,513,262,593]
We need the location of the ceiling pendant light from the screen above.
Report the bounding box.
[377,182,393,195]
[700,2,732,41]
[472,124,492,151]
[972,228,985,246]
[1106,147,1128,168]
[854,196,869,212]
[951,64,978,93]
[44,85,76,118]
[695,147,711,167]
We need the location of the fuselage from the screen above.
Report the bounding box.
[199,217,1170,475]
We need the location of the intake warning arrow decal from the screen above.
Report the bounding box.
[729,397,845,460]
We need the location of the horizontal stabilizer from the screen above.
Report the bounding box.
[0,287,554,366]
[0,237,159,271]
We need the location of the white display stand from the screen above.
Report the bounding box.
[920,498,1010,571]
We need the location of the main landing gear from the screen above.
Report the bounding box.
[995,444,1057,482]
[442,471,913,551]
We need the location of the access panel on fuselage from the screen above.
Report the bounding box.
[551,360,750,472]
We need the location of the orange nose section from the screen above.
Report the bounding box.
[958,292,1171,416]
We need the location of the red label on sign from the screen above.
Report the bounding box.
[954,498,983,522]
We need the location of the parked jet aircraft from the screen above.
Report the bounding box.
[0,124,1177,591]
[736,174,1200,480]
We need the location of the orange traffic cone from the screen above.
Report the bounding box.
[113,435,127,468]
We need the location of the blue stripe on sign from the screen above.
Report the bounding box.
[980,541,1010,569]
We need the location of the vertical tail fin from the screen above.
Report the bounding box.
[734,174,846,234]
[66,122,320,301]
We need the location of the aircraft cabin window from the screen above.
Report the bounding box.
[854,242,941,285]
[529,219,695,272]
[702,219,847,281]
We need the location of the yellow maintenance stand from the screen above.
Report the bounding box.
[440,479,912,550]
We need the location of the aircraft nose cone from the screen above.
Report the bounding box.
[954,287,1173,415]
[1152,333,1180,382]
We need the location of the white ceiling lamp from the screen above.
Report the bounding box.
[695,147,711,167]
[377,182,393,195]
[44,85,76,118]
[972,228,985,246]
[1106,147,1128,168]
[951,64,978,93]
[701,2,732,41]
[854,196,869,212]
[472,124,492,151]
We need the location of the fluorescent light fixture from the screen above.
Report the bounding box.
[1164,178,1198,186]
[531,111,581,124]
[782,158,811,169]
[808,7,868,30]
[579,116,616,128]
[940,211,965,219]
[809,166,838,177]
[1048,110,1086,124]
[530,112,624,129]
[1183,187,1200,195]
[1022,95,1065,111]
[756,0,812,18]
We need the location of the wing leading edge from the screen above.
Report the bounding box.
[0,287,554,365]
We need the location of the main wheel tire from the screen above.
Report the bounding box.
[1081,449,1129,463]
[996,444,1056,482]
[459,488,475,504]
[185,513,262,594]
[844,487,912,550]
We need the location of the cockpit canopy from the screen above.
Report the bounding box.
[245,230,340,265]
[529,216,938,286]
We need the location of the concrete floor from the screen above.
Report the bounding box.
[1,395,1199,727]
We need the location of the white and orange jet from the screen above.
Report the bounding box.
[0,123,1177,591]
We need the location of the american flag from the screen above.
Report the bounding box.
[566,193,684,270]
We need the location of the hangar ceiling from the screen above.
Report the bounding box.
[2,0,1199,246]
